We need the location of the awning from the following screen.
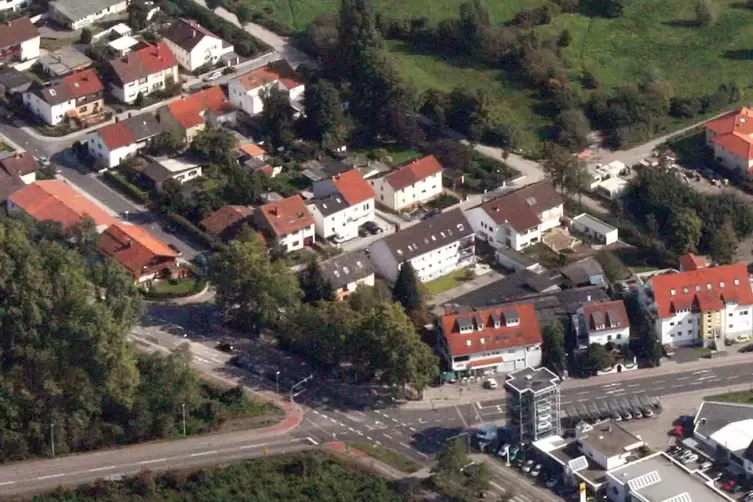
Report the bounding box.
[470,357,504,368]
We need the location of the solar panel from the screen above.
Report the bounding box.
[662,493,692,502]
[568,456,588,472]
[627,470,661,491]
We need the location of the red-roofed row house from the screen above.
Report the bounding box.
[23,69,105,126]
[437,303,543,376]
[647,264,753,347]
[228,60,305,116]
[368,155,444,212]
[307,168,375,240]
[108,42,179,104]
[704,107,753,172]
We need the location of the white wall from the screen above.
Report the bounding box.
[449,345,542,374]
[0,0,29,12]
[409,240,474,283]
[587,326,630,346]
[277,224,315,252]
[23,91,74,125]
[53,0,128,29]
[228,80,267,116]
[20,35,40,62]
[113,66,179,104]
[658,304,753,346]
[185,36,223,71]
[87,131,138,168]
[713,142,753,172]
[370,171,442,211]
[465,203,563,252]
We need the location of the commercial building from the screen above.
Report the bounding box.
[505,366,561,444]
[368,155,444,212]
[253,195,315,252]
[465,181,563,252]
[49,0,128,30]
[87,114,165,169]
[0,17,39,68]
[317,250,375,300]
[162,18,234,71]
[646,264,753,347]
[367,208,474,283]
[307,169,375,240]
[228,60,305,116]
[23,69,104,126]
[108,42,179,104]
[437,303,543,376]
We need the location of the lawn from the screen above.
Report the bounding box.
[354,144,422,166]
[146,276,206,299]
[705,390,753,404]
[346,442,422,473]
[424,268,471,296]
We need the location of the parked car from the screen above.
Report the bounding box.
[422,208,441,220]
[358,227,369,237]
[203,70,222,82]
[362,221,384,235]
[529,464,542,477]
[642,407,654,418]
[722,479,737,492]
[483,378,498,389]
[521,460,534,473]
[700,460,713,470]
[217,342,235,353]
[683,453,699,464]
[736,334,751,343]
[333,233,356,244]
[545,476,559,488]
[222,66,237,75]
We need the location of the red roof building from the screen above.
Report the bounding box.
[62,69,104,99]
[253,195,315,252]
[438,303,543,375]
[580,300,630,347]
[679,253,709,272]
[200,205,254,241]
[164,86,235,140]
[705,107,753,171]
[369,155,445,211]
[329,169,376,206]
[385,155,444,191]
[99,223,179,283]
[109,42,179,101]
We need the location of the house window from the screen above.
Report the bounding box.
[466,340,472,347]
[670,322,675,326]
[607,335,612,341]
[742,311,749,315]
[729,324,734,328]
[616,333,622,339]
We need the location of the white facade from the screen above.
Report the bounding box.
[370,170,442,212]
[277,224,315,252]
[158,158,203,184]
[228,79,305,117]
[87,132,138,169]
[369,238,474,284]
[0,0,29,12]
[112,65,179,104]
[571,213,618,246]
[18,35,40,63]
[654,303,752,347]
[22,91,74,126]
[164,35,225,72]
[578,308,630,346]
[307,200,373,240]
[448,345,542,374]
[466,203,564,252]
[50,0,128,30]
[706,128,753,172]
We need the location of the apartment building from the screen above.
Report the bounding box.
[368,155,443,212]
[307,169,375,240]
[108,42,179,104]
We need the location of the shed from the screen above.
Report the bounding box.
[596,177,629,200]
[571,213,619,246]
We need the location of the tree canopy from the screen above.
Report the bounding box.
[392,261,427,325]
[541,320,566,375]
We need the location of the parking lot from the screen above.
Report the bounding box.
[561,394,661,431]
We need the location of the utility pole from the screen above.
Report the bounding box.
[50,422,55,458]
[181,403,187,436]
[276,370,280,395]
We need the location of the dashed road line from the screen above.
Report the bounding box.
[348,427,355,432]
[455,406,469,428]
[138,458,166,465]
[189,451,217,457]
[383,434,393,439]
[375,440,382,445]
[409,427,417,432]
[0,482,15,486]
[366,436,372,441]
[356,431,364,436]
[37,474,64,480]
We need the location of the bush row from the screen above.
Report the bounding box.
[103,170,150,205]
[165,212,218,250]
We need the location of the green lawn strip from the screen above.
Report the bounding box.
[425,268,470,296]
[705,390,753,404]
[346,441,422,473]
[144,277,206,299]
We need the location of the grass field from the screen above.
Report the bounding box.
[705,390,753,404]
[346,442,422,473]
[425,268,470,296]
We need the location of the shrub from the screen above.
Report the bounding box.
[103,170,150,204]
[165,213,217,249]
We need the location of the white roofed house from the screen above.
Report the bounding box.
[228,60,305,116]
[367,208,475,283]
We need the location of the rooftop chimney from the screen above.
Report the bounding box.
[192,29,196,38]
[587,295,591,302]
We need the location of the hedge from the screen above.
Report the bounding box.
[102,171,150,205]
[141,277,208,300]
[165,212,217,250]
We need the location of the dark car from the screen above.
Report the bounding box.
[358,226,369,237]
[363,221,383,235]
[217,342,235,353]
[167,243,182,256]
[222,66,237,75]
[422,209,441,220]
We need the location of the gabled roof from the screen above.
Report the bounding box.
[0,152,37,177]
[238,143,266,158]
[99,223,178,277]
[318,250,375,290]
[9,180,116,230]
[109,42,178,85]
[583,300,629,333]
[440,303,542,357]
[162,18,220,52]
[62,69,104,99]
[678,253,709,272]
[234,60,304,92]
[650,265,753,319]
[255,195,314,238]
[705,108,753,161]
[476,181,563,232]
[308,194,349,217]
[200,205,253,236]
[166,86,233,129]
[329,169,375,206]
[96,121,137,150]
[383,155,443,191]
[0,16,38,50]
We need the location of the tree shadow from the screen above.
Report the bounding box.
[409,425,467,456]
[729,2,752,9]
[723,49,753,60]
[661,19,701,28]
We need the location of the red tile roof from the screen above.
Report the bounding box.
[96,121,137,150]
[62,69,104,99]
[478,181,563,232]
[705,108,753,161]
[0,152,37,177]
[384,155,443,191]
[440,303,542,358]
[679,253,709,272]
[99,223,178,278]
[200,205,253,236]
[167,86,233,129]
[238,143,266,158]
[469,357,504,368]
[110,42,178,85]
[236,60,303,92]
[330,169,375,206]
[9,180,116,230]
[256,195,314,238]
[651,264,753,319]
[0,17,38,50]
[583,300,629,333]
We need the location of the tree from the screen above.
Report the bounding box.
[542,143,588,199]
[134,92,145,107]
[299,259,335,303]
[553,109,591,152]
[586,343,610,373]
[392,261,426,324]
[80,28,92,44]
[148,128,184,156]
[428,139,473,173]
[625,292,662,367]
[304,79,346,148]
[234,3,253,24]
[347,281,392,311]
[541,320,566,375]
[667,209,703,254]
[220,166,264,206]
[709,221,738,265]
[261,86,296,150]
[557,28,572,48]
[435,436,469,475]
[209,238,302,332]
[466,462,491,494]
[696,0,719,26]
[190,127,238,166]
[127,0,149,31]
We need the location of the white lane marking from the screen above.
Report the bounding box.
[307,437,319,445]
[692,369,713,374]
[490,481,505,492]
[728,375,741,379]
[88,465,117,472]
[400,423,408,427]
[476,401,483,409]
[627,384,640,388]
[352,411,367,419]
[655,380,666,384]
[677,376,690,380]
[238,439,307,450]
[399,442,412,449]
[366,436,372,441]
[455,406,469,428]
[0,482,15,486]
[328,417,338,423]
[383,434,393,439]
[37,474,64,480]
[375,440,382,445]
[356,431,364,436]
[139,458,166,465]
[348,427,355,432]
[391,417,399,423]
[312,410,321,415]
[338,422,346,427]
[414,450,429,460]
[365,425,374,430]
[189,450,217,457]
[409,427,417,432]
[672,385,683,388]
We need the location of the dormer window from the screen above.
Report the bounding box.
[491,312,501,328]
[683,287,688,294]
[466,340,472,347]
[475,314,484,330]
[707,283,712,290]
[670,289,676,296]
[480,337,486,344]
[457,317,473,334]
[735,279,741,285]
[504,309,520,327]
[720,281,725,288]
[695,285,701,292]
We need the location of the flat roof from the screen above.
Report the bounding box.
[505,367,559,394]
[572,213,618,236]
[548,440,608,486]
[599,177,629,191]
[694,401,753,441]
[607,452,732,502]
[159,158,200,173]
[496,247,537,267]
[578,420,643,458]
[108,35,139,51]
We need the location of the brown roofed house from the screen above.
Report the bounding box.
[99,222,180,284]
[200,205,256,242]
[253,195,315,252]
[368,155,445,211]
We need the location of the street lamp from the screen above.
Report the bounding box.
[50,422,55,458]
[290,375,313,402]
[275,371,280,395]
[181,403,187,436]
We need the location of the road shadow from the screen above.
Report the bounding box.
[661,19,701,28]
[723,49,753,60]
[409,426,467,456]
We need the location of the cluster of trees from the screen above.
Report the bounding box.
[433,437,492,499]
[209,238,439,394]
[622,167,752,264]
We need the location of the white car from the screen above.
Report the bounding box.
[483,378,498,389]
[683,453,699,464]
[736,334,751,343]
[521,460,534,473]
[203,70,222,82]
[333,233,356,244]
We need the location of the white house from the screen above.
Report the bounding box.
[87,114,165,169]
[704,107,753,173]
[465,181,564,252]
[367,208,474,283]
[143,158,202,188]
[307,169,375,240]
[253,195,315,252]
[0,0,29,12]
[0,17,40,68]
[162,18,234,71]
[571,213,618,246]
[49,0,128,30]
[318,250,375,301]
[23,69,104,126]
[578,300,630,346]
[368,155,443,212]
[646,264,753,347]
[228,60,305,116]
[108,42,179,104]
[438,302,543,375]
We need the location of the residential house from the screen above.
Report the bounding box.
[0,0,30,12]
[646,264,753,347]
[679,253,709,272]
[560,257,607,288]
[465,181,564,252]
[7,179,116,231]
[0,67,33,95]
[368,155,443,212]
[437,302,543,375]
[161,18,234,71]
[38,47,92,77]
[367,208,474,283]
[87,113,165,169]
[108,42,179,104]
[99,222,180,284]
[200,205,254,242]
[253,195,315,252]
[23,69,104,126]
[570,213,618,246]
[0,152,37,201]
[141,158,202,189]
[577,300,630,347]
[237,143,267,162]
[228,60,305,116]
[159,86,235,142]
[307,169,375,240]
[49,0,128,30]
[301,158,352,182]
[317,250,375,300]
[704,107,753,172]
[0,17,39,68]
